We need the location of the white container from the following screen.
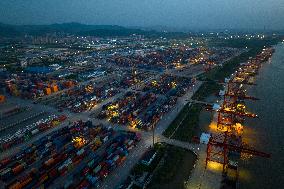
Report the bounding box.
[31,129,39,135]
[76,149,85,155]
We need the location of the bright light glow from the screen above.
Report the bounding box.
[207,161,223,172]
[209,121,229,132]
[72,136,87,148]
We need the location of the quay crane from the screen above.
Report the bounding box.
[205,132,271,173]
[215,77,259,132]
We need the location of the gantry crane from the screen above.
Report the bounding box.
[205,132,270,173]
[216,77,259,132]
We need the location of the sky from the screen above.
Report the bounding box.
[0,0,283,30]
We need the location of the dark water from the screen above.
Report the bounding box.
[238,43,284,188]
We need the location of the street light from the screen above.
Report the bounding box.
[152,124,155,146]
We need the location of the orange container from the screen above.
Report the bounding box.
[44,88,52,95]
[12,164,25,175]
[20,176,33,188]
[8,181,21,189]
[51,85,58,92]
[58,115,67,121]
[0,95,5,103]
[44,158,55,167]
[64,81,74,88]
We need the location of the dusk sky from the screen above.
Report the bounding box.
[0,0,283,30]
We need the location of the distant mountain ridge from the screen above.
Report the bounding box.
[0,22,187,38]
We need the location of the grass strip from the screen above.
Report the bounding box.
[147,144,197,189]
[171,104,202,142]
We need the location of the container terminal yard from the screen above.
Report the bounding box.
[0,32,280,189]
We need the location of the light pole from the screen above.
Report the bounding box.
[152,124,155,146]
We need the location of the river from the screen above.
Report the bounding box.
[238,43,284,188]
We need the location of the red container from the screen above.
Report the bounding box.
[59,167,68,176]
[12,163,25,175]
[0,158,11,167]
[49,168,58,178]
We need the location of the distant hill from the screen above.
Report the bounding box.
[0,23,21,37]
[0,22,187,38]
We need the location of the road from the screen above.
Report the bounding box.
[185,145,223,189]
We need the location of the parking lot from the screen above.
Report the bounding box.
[0,99,68,152]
